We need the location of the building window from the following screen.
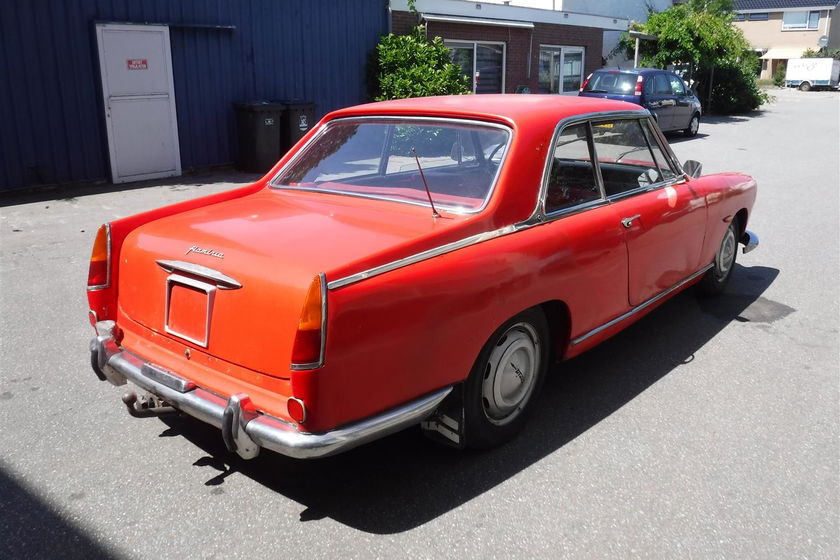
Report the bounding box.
[747,13,769,21]
[446,41,506,94]
[782,10,820,30]
[732,13,745,22]
[538,46,585,94]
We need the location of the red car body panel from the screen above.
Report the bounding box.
[88,95,757,441]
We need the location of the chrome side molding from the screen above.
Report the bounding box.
[571,263,714,346]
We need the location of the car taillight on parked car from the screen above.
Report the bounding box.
[635,75,644,96]
[87,223,111,290]
[290,273,326,369]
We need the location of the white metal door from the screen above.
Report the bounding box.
[96,24,181,184]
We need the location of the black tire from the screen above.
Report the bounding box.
[684,113,700,137]
[799,81,811,92]
[698,218,739,297]
[463,308,549,449]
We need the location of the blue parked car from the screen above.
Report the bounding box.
[579,68,702,137]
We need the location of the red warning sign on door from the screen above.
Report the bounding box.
[126,59,148,70]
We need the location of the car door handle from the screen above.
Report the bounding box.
[621,215,641,228]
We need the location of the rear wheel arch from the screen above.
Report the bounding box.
[733,208,749,240]
[539,300,571,362]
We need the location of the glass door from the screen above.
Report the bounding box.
[560,49,584,93]
[538,46,585,95]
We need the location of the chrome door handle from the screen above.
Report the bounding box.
[621,215,641,228]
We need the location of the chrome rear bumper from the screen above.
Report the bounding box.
[90,324,451,460]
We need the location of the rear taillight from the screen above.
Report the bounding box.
[87,223,111,291]
[290,273,326,369]
[635,75,644,96]
[580,73,592,92]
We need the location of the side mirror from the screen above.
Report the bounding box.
[683,159,702,178]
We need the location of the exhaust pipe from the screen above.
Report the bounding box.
[122,391,177,418]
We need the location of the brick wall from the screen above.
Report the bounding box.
[391,10,604,94]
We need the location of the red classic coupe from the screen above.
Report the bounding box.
[87,95,758,459]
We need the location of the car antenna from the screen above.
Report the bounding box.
[411,147,441,218]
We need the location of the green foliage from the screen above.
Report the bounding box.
[772,62,787,87]
[620,0,766,114]
[371,25,471,101]
[705,59,770,115]
[802,48,840,60]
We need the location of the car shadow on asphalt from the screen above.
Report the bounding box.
[160,263,784,534]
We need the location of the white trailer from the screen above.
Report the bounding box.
[784,58,840,91]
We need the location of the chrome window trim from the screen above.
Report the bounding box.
[571,263,713,346]
[534,110,644,221]
[268,116,513,216]
[290,272,328,370]
[327,110,691,291]
[87,222,112,291]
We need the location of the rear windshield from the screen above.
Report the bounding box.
[271,119,510,212]
[582,72,638,94]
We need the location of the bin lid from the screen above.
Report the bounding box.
[233,101,286,111]
[273,99,315,109]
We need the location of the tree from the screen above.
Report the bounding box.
[370,25,470,101]
[621,0,768,114]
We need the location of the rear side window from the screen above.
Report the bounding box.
[582,72,638,94]
[545,123,601,213]
[650,73,672,95]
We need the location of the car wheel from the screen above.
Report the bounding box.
[799,81,811,92]
[463,308,549,449]
[698,218,739,297]
[684,113,700,137]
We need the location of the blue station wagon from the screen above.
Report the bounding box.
[579,68,702,137]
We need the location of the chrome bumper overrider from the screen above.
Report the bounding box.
[741,230,759,254]
[90,324,452,460]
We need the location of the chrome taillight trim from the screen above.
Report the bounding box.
[290,272,328,370]
[86,223,112,291]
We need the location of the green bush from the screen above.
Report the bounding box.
[371,25,470,101]
[802,48,840,60]
[697,60,769,114]
[772,62,786,87]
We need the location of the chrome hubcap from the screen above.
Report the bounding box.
[715,225,736,279]
[481,322,540,426]
[690,116,699,134]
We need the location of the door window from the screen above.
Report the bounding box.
[668,74,686,95]
[589,119,676,197]
[652,73,672,95]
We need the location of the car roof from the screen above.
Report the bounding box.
[324,94,646,129]
[592,68,667,76]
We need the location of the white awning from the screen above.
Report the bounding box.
[760,47,805,60]
[421,13,534,29]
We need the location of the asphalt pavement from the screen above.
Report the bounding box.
[1,87,838,559]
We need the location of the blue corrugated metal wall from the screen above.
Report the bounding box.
[0,0,388,191]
